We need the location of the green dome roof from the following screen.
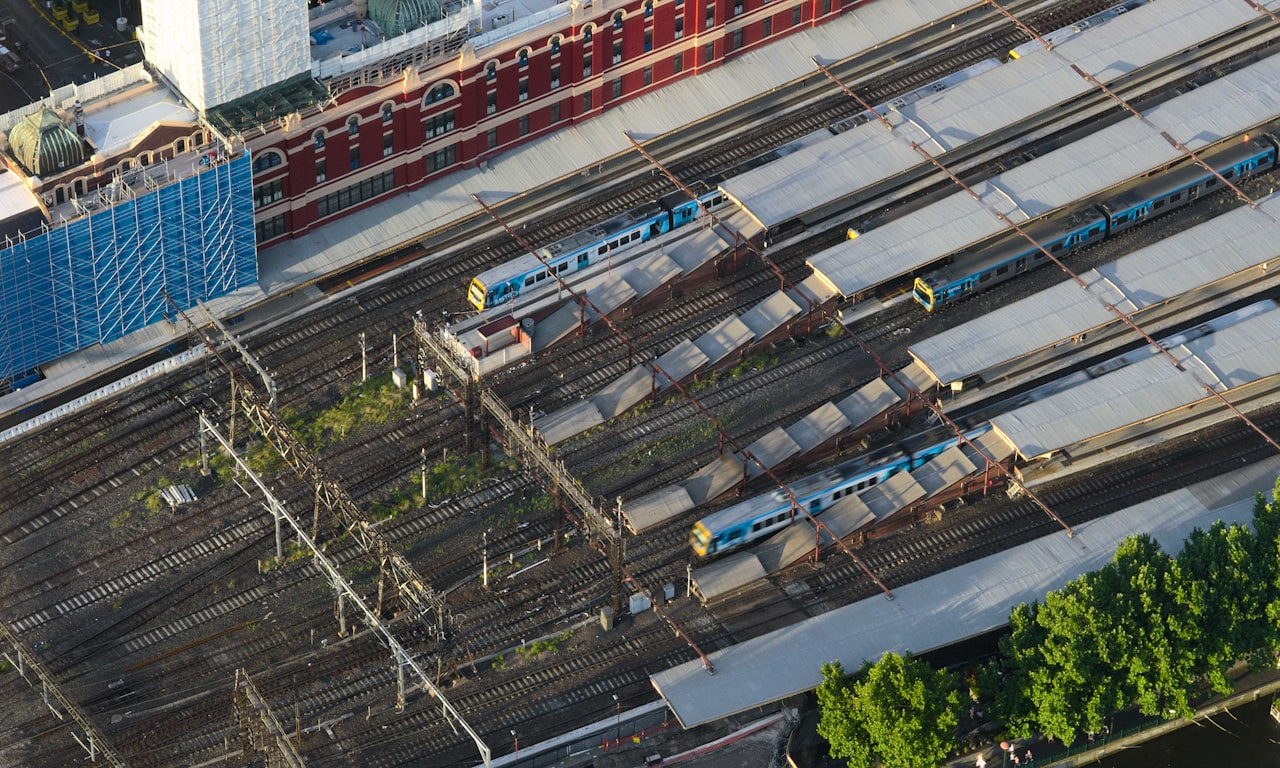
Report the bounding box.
[9,108,85,177]
[369,0,441,37]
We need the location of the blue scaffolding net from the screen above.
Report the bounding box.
[0,152,257,387]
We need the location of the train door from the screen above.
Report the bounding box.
[1015,257,1027,274]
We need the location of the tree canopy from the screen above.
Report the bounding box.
[819,481,1280,765]
[817,653,962,768]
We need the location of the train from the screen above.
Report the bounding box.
[466,54,1036,313]
[688,424,992,557]
[1006,0,1145,60]
[912,131,1279,312]
[467,184,731,311]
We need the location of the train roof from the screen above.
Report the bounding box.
[720,0,1270,233]
[990,305,1280,460]
[696,445,906,531]
[908,191,1280,388]
[811,53,1280,298]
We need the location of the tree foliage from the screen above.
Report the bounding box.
[989,497,1280,745]
[817,654,962,768]
[821,485,1280,762]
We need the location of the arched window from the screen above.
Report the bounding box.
[313,129,326,149]
[612,11,624,29]
[583,25,593,42]
[252,150,283,172]
[175,138,187,153]
[643,0,653,16]
[485,60,498,80]
[426,82,457,103]
[73,178,85,196]
[381,102,394,123]
[347,116,359,136]
[517,47,530,67]
[549,34,562,54]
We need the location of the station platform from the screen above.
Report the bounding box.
[688,428,1013,602]
[620,363,931,535]
[651,453,1280,729]
[0,0,983,431]
[533,273,839,446]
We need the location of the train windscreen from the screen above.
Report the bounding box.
[468,278,488,311]
[912,278,935,311]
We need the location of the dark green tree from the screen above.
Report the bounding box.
[817,662,874,768]
[1095,535,1199,719]
[1017,570,1125,743]
[1176,520,1270,693]
[817,654,962,768]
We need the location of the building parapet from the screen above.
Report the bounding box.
[0,63,152,135]
[470,2,572,52]
[312,0,482,81]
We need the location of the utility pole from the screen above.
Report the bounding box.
[360,332,368,382]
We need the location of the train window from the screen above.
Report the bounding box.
[1171,192,1182,202]
[1224,169,1236,179]
[713,195,723,205]
[1050,242,1064,253]
[996,264,1009,276]
[609,239,619,249]
[868,476,877,485]
[1206,177,1217,187]
[598,245,607,255]
[525,276,535,286]
[1154,199,1165,210]
[558,263,568,273]
[1035,251,1047,261]
[979,271,992,283]
[536,271,547,282]
[751,521,763,532]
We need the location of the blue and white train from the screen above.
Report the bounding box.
[913,132,1279,311]
[467,184,730,311]
[688,424,992,557]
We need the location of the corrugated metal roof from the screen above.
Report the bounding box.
[683,454,746,504]
[809,42,1280,298]
[912,445,977,497]
[910,193,1280,386]
[535,399,603,445]
[651,455,1280,728]
[693,316,755,366]
[835,378,901,425]
[691,553,768,603]
[743,428,802,470]
[991,307,1280,458]
[622,485,695,535]
[594,365,658,420]
[785,401,851,453]
[722,0,1257,232]
[257,0,979,291]
[738,292,802,338]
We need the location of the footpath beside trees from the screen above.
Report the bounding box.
[817,484,1280,767]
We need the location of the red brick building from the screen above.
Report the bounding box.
[244,0,855,246]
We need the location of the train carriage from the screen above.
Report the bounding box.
[689,425,991,557]
[913,133,1279,312]
[468,184,727,311]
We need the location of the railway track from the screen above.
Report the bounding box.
[6,1,1265,764]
